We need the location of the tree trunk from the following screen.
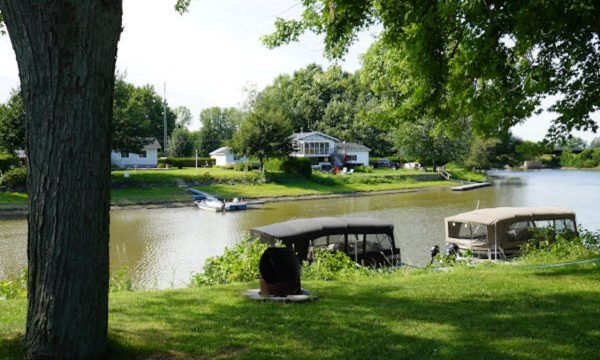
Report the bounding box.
[0,1,122,358]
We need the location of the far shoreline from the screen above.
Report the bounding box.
[0,185,454,219]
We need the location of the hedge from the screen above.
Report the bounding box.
[0,153,20,173]
[157,157,215,168]
[1,167,27,190]
[265,157,312,178]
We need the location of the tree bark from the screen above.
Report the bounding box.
[0,1,122,358]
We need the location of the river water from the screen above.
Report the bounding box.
[1,169,599,288]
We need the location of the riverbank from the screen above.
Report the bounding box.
[2,166,479,218]
[0,184,458,218]
[1,261,598,359]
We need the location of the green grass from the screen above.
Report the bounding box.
[0,168,458,208]
[1,262,599,359]
[0,192,27,210]
[196,179,455,199]
[445,164,488,182]
[110,186,191,206]
[112,167,263,185]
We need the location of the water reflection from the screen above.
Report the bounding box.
[1,170,599,288]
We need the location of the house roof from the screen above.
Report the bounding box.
[209,146,230,156]
[291,131,339,142]
[144,138,162,150]
[336,142,371,152]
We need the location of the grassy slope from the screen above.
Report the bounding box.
[1,168,471,207]
[2,262,599,359]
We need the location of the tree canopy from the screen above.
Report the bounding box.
[232,110,294,171]
[112,75,176,152]
[0,88,24,153]
[264,0,600,141]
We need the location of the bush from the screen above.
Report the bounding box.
[190,237,270,286]
[158,157,215,168]
[281,157,312,178]
[352,165,373,173]
[302,249,371,281]
[266,157,312,178]
[310,173,338,186]
[0,153,20,173]
[0,268,27,300]
[1,167,27,190]
[519,228,600,263]
[109,266,133,292]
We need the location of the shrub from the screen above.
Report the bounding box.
[109,266,133,292]
[0,153,20,173]
[1,167,27,190]
[352,165,373,173]
[302,249,371,281]
[0,268,27,300]
[264,158,284,172]
[190,237,270,286]
[519,228,600,263]
[158,157,215,168]
[281,157,312,178]
[310,173,338,186]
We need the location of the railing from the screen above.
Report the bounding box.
[438,168,451,180]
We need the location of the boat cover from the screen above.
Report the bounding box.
[444,207,576,226]
[250,217,394,243]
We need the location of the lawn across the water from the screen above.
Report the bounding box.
[1,167,483,208]
[1,261,598,359]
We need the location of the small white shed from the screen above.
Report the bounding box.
[209,146,247,166]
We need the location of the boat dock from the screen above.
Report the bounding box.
[451,182,492,191]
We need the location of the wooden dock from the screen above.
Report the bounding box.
[451,182,492,191]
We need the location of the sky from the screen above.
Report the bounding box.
[0,0,597,142]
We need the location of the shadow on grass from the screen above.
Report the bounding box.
[106,278,600,359]
[531,262,600,280]
[0,333,25,360]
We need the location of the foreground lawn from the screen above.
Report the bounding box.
[2,262,599,359]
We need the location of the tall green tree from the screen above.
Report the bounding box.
[0,1,189,357]
[232,110,294,172]
[112,75,176,152]
[394,117,470,169]
[0,88,25,152]
[168,127,193,157]
[174,105,193,128]
[197,107,244,155]
[264,0,600,140]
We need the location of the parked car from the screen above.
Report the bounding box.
[372,158,399,169]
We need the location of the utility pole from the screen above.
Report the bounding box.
[163,82,168,156]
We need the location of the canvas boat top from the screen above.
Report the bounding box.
[444,207,576,226]
[250,217,395,243]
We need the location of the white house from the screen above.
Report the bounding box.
[336,142,371,166]
[111,138,161,168]
[290,131,370,167]
[209,146,248,166]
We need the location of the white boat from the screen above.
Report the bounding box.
[195,199,226,212]
[194,197,249,212]
[444,207,577,260]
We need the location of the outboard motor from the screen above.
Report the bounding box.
[445,243,460,257]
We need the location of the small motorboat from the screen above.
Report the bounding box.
[194,197,249,212]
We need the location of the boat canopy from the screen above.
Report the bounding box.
[444,207,576,226]
[250,217,395,244]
